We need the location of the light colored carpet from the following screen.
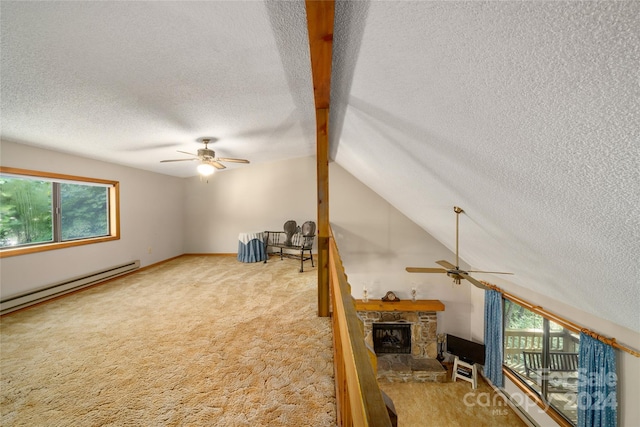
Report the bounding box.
[379,372,527,427]
[1,255,336,426]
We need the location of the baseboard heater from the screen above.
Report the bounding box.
[0,260,140,315]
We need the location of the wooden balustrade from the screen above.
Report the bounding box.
[329,231,393,427]
[504,329,579,366]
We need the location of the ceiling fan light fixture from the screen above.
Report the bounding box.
[197,162,215,176]
[161,137,249,173]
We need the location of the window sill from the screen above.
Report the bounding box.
[0,235,120,258]
[503,366,574,427]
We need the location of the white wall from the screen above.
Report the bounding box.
[183,156,317,253]
[329,163,474,339]
[0,140,185,299]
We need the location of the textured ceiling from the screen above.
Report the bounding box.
[1,1,639,332]
[330,1,640,332]
[1,1,316,175]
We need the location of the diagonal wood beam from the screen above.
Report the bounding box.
[305,0,334,317]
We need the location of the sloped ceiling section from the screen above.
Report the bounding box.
[1,2,639,332]
[331,1,640,332]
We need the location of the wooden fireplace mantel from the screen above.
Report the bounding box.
[354,299,445,312]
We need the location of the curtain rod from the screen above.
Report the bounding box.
[482,281,640,358]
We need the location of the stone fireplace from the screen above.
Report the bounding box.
[355,299,447,382]
[358,310,438,359]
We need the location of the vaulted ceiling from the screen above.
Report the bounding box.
[2,1,638,332]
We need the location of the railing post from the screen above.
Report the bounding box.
[304,0,333,318]
[316,108,330,317]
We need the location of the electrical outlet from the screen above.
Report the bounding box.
[147,247,152,254]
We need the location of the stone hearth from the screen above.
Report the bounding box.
[376,354,447,383]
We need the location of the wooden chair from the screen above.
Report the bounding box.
[264,220,316,272]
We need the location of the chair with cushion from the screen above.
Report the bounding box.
[283,220,297,246]
[264,220,316,272]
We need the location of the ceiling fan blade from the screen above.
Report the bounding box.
[466,270,514,275]
[160,158,198,163]
[177,150,198,157]
[217,157,250,163]
[405,267,448,273]
[436,260,457,269]
[458,272,489,290]
[210,161,226,169]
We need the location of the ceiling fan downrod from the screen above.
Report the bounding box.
[453,206,463,269]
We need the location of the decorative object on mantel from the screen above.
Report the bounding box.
[363,284,369,303]
[436,333,446,362]
[382,291,399,302]
[411,287,417,303]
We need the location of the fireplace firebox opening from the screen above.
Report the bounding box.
[373,322,411,354]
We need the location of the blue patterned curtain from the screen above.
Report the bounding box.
[484,289,503,387]
[578,332,617,427]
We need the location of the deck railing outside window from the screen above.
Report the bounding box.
[504,299,580,426]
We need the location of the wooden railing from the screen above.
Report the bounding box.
[504,329,580,367]
[328,231,393,427]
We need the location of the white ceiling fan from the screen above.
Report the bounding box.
[160,138,250,175]
[406,206,513,290]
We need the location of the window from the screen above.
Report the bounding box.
[0,167,119,257]
[504,299,580,426]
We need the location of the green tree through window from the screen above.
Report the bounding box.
[61,183,108,240]
[0,168,119,256]
[0,177,53,246]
